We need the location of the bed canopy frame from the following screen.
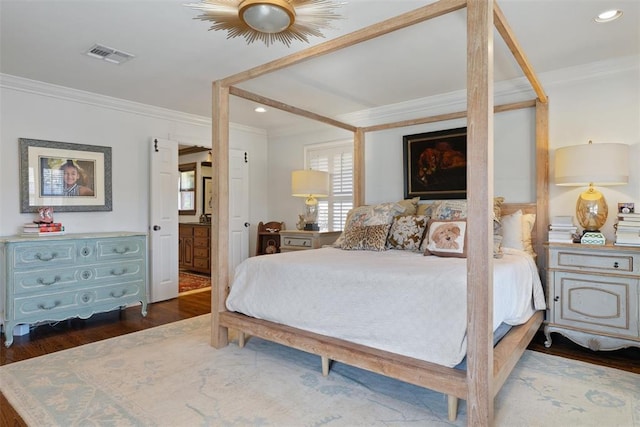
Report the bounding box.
[210,0,549,425]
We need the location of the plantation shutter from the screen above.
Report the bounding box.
[306,142,353,231]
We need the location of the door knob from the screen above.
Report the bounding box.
[153,225,161,231]
[244,222,250,227]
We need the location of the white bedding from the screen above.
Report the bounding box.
[226,247,546,368]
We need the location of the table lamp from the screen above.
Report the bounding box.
[292,169,329,231]
[555,140,629,244]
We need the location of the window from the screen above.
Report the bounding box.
[305,142,353,231]
[178,162,197,215]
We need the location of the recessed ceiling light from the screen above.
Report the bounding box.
[594,9,623,23]
[254,107,267,113]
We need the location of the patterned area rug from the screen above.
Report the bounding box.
[179,271,211,293]
[1,314,638,426]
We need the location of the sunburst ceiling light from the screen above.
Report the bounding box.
[186,0,343,47]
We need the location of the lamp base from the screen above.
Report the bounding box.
[580,231,606,245]
[304,223,319,231]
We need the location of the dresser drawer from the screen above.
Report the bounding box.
[194,237,209,248]
[549,248,638,276]
[193,257,210,270]
[96,237,145,261]
[13,281,145,322]
[12,260,145,295]
[193,226,209,238]
[11,242,77,269]
[193,247,209,258]
[282,237,313,248]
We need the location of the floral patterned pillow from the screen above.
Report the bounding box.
[386,215,428,251]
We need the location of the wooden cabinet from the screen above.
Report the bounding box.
[256,221,284,256]
[279,230,341,252]
[0,232,148,347]
[545,243,640,351]
[179,224,210,274]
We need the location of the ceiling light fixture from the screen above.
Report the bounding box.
[185,0,343,47]
[594,9,623,23]
[254,106,267,113]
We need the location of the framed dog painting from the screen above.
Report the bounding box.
[403,127,467,200]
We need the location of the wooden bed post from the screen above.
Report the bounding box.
[535,99,550,278]
[353,128,365,207]
[466,0,494,425]
[211,80,230,348]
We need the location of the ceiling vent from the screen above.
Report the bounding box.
[85,44,135,65]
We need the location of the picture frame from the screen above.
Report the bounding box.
[618,202,635,214]
[203,176,213,215]
[19,138,112,212]
[403,127,467,200]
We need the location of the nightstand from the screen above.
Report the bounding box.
[279,230,341,252]
[545,242,640,351]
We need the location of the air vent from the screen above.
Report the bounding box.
[85,44,135,65]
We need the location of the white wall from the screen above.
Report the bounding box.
[0,75,269,243]
[546,58,639,241]
[267,57,639,242]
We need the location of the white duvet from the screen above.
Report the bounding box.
[226,247,546,368]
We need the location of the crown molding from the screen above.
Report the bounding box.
[0,73,212,127]
[273,55,638,137]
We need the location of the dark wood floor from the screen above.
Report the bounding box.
[1,289,638,374]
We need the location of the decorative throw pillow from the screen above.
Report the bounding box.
[433,200,467,220]
[416,202,437,217]
[522,213,536,256]
[386,215,428,251]
[341,224,391,251]
[423,219,467,258]
[501,210,524,250]
[333,202,405,248]
[397,197,420,216]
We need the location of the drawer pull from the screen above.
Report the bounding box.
[37,276,61,286]
[113,247,130,255]
[81,247,91,257]
[38,301,61,310]
[303,241,309,246]
[110,268,128,276]
[554,296,559,302]
[81,270,92,280]
[613,262,619,269]
[110,289,127,298]
[35,252,57,261]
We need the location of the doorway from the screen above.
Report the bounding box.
[177,144,212,295]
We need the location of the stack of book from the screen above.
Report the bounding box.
[22,222,65,236]
[615,212,640,246]
[548,216,578,243]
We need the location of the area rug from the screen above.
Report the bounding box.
[1,315,638,426]
[179,271,211,293]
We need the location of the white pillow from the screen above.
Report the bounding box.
[501,209,536,256]
[501,210,524,251]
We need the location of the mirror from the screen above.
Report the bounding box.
[178,162,197,215]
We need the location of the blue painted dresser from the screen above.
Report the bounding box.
[0,232,148,347]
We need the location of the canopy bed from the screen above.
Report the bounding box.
[210,1,549,425]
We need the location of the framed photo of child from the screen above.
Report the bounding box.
[19,138,112,212]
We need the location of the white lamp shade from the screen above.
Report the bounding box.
[292,170,329,197]
[555,142,629,186]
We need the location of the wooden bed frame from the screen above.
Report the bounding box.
[210,1,549,425]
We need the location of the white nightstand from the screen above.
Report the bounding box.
[279,230,341,252]
[545,242,640,351]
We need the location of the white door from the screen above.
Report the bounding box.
[149,137,179,302]
[229,149,249,277]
